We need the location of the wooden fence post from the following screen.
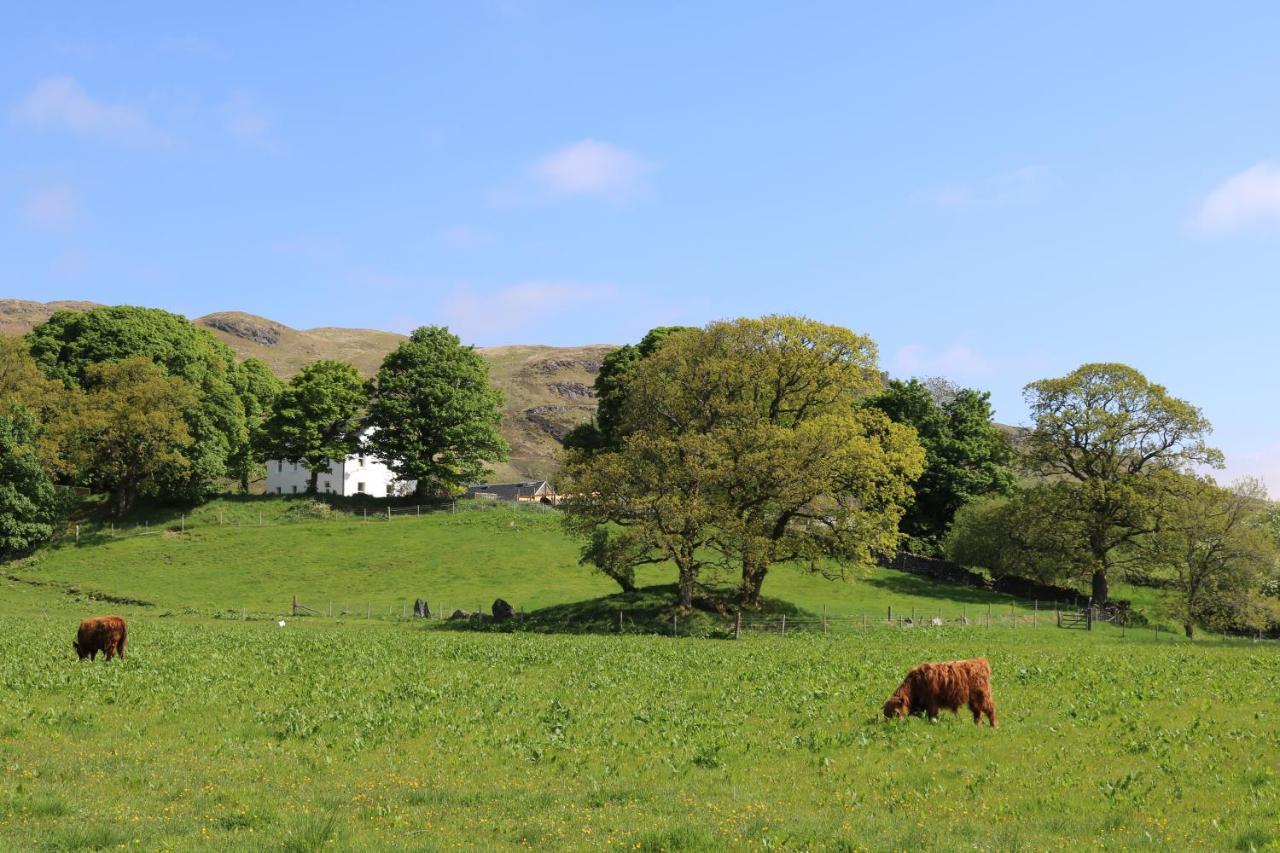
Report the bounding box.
[673,613,678,637]
[987,603,991,628]
[292,595,297,616]
[328,601,332,617]
[781,614,786,636]
[1033,600,1038,628]
[887,605,892,624]
[823,605,828,634]
[618,610,623,634]
[735,611,741,640]
[75,524,79,542]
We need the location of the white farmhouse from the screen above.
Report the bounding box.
[265,430,416,497]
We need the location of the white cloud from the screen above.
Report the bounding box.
[532,139,654,201]
[11,76,171,148]
[913,165,1048,209]
[443,280,616,341]
[224,93,282,153]
[893,343,995,380]
[23,187,80,229]
[1196,162,1280,233]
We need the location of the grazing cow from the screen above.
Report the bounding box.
[883,657,996,726]
[73,615,128,661]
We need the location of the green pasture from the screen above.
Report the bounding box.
[1,615,1278,850]
[3,496,1274,849]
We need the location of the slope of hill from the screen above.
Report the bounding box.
[0,298,101,335]
[0,299,612,481]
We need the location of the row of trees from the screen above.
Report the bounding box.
[0,307,509,559]
[561,326,1279,636]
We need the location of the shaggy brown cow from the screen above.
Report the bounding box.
[73,615,127,661]
[883,657,996,726]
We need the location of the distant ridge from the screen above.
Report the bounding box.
[0,299,614,482]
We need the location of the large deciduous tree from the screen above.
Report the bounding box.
[866,378,1014,554]
[26,306,257,500]
[63,358,199,515]
[1022,363,1222,603]
[365,326,507,497]
[0,337,75,475]
[1144,474,1279,638]
[563,316,925,608]
[260,360,366,494]
[0,402,60,557]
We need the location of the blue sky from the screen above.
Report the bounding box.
[4,3,1280,484]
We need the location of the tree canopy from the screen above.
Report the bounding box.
[866,378,1014,554]
[0,402,60,557]
[259,360,366,494]
[563,316,924,607]
[61,358,200,515]
[562,325,695,453]
[364,326,508,497]
[26,306,257,499]
[1143,474,1279,638]
[1021,362,1222,603]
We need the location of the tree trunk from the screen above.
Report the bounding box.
[1091,569,1109,605]
[1184,623,1195,639]
[739,562,767,607]
[677,569,695,609]
[307,468,319,495]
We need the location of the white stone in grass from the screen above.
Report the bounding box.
[278,620,287,627]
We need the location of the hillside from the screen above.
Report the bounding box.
[0,299,612,482]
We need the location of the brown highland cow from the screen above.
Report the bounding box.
[73,615,127,661]
[883,657,996,726]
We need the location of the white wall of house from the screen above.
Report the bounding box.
[265,433,416,497]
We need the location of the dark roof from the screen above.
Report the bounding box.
[465,480,552,501]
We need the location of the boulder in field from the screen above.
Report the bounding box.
[492,598,515,621]
[448,609,471,620]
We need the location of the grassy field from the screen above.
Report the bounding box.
[3,497,1275,850]
[9,499,1117,627]
[1,614,1278,850]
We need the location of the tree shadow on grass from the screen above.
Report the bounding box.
[439,583,816,638]
[862,569,1020,607]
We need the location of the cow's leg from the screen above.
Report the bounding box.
[117,635,126,660]
[985,703,997,728]
[970,699,982,724]
[926,703,939,721]
[103,644,114,661]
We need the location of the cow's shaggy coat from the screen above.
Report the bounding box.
[883,657,996,726]
[73,615,127,661]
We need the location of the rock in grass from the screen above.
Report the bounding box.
[448,609,471,621]
[413,598,430,619]
[492,599,514,621]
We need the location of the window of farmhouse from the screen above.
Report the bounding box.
[358,482,366,493]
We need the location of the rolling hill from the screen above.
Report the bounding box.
[0,299,612,482]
